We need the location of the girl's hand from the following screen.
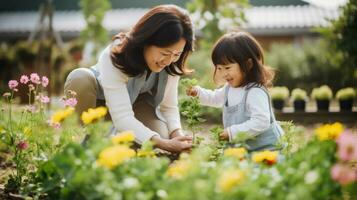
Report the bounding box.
[186,86,198,97]
[219,129,229,141]
[152,135,192,153]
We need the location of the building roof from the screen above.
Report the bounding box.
[244,5,339,35]
[0,5,340,40]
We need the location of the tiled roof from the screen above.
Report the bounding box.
[0,5,340,38]
[244,5,340,35]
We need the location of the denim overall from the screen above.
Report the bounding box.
[223,84,284,151]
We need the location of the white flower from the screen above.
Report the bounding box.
[156,189,168,199]
[304,170,319,184]
[123,177,139,189]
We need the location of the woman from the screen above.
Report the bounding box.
[64,5,194,153]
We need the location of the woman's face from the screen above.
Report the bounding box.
[216,63,244,87]
[143,38,186,72]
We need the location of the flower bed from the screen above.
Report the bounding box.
[0,75,356,199]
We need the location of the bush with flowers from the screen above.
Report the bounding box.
[0,73,90,195]
[1,75,356,199]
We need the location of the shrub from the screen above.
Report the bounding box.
[291,88,307,101]
[311,85,333,100]
[265,40,347,91]
[269,86,289,100]
[336,87,356,101]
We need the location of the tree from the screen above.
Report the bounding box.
[186,0,249,47]
[80,0,111,59]
[319,0,357,87]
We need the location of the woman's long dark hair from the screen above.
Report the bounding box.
[111,5,194,77]
[211,31,275,88]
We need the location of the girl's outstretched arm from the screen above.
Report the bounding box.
[193,85,226,108]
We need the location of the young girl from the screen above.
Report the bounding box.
[187,31,284,151]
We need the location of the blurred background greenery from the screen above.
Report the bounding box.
[0,0,355,108]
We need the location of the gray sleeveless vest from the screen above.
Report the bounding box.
[223,84,284,151]
[89,64,169,126]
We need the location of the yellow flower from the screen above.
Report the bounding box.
[167,160,190,179]
[51,107,74,123]
[111,131,135,144]
[137,150,156,158]
[81,111,93,124]
[252,150,279,165]
[315,122,344,141]
[97,145,136,169]
[23,127,31,136]
[224,148,247,160]
[218,169,245,192]
[96,107,107,117]
[81,107,107,125]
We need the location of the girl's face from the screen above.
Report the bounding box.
[143,38,186,72]
[216,63,244,87]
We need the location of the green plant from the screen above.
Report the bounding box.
[311,85,333,100]
[336,87,356,100]
[265,40,345,91]
[269,86,289,100]
[180,78,205,145]
[291,88,307,101]
[181,78,198,88]
[14,41,37,63]
[1,74,85,195]
[319,0,357,87]
[79,0,111,58]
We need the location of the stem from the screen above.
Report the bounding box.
[19,111,24,128]
[8,91,14,134]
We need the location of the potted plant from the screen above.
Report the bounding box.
[269,86,289,111]
[336,87,355,112]
[291,88,307,112]
[311,85,333,111]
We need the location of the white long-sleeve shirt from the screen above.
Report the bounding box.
[196,84,271,140]
[97,46,181,144]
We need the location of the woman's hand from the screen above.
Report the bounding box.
[186,86,198,97]
[152,135,192,153]
[219,129,229,141]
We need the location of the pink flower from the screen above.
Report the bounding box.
[331,163,357,185]
[25,105,37,113]
[30,73,41,84]
[47,120,61,129]
[20,75,29,84]
[8,80,18,90]
[17,141,28,150]
[53,122,61,129]
[3,92,11,97]
[42,76,49,87]
[65,97,77,107]
[336,131,357,161]
[28,84,35,91]
[40,95,50,104]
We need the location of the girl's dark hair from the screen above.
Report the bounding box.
[211,31,275,88]
[111,5,194,77]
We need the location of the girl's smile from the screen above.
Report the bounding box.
[217,63,244,88]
